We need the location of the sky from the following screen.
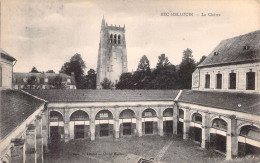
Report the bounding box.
[1,0,260,74]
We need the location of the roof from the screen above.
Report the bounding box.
[0,89,45,140]
[13,72,75,84]
[26,89,179,102]
[1,49,16,62]
[178,90,260,115]
[198,30,260,68]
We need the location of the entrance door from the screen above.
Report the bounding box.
[123,123,132,135]
[145,122,153,134]
[75,125,84,139]
[211,134,226,152]
[177,122,183,137]
[100,124,109,137]
[50,126,61,144]
[194,127,202,142]
[165,121,173,134]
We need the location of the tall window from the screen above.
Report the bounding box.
[0,66,2,87]
[205,74,210,88]
[229,72,236,89]
[216,74,222,89]
[246,72,255,90]
[118,35,121,44]
[114,34,117,44]
[110,34,113,43]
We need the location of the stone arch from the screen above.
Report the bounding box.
[191,112,202,123]
[211,118,228,131]
[140,107,159,117]
[95,109,113,120]
[94,108,115,119]
[49,110,64,122]
[2,154,10,163]
[70,110,89,121]
[119,109,136,119]
[142,108,157,117]
[163,108,173,117]
[237,122,260,135]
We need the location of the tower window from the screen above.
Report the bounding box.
[229,72,236,89]
[216,74,222,89]
[110,65,113,71]
[118,35,121,44]
[107,67,109,72]
[205,74,210,88]
[114,34,117,44]
[110,34,113,43]
[246,71,255,90]
[0,66,2,87]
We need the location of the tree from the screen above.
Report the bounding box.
[46,70,55,73]
[30,67,40,73]
[60,53,86,89]
[116,72,134,89]
[23,76,39,89]
[197,55,206,65]
[156,53,170,69]
[82,69,96,89]
[178,48,196,89]
[48,75,66,89]
[101,78,113,89]
[137,55,151,72]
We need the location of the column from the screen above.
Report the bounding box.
[183,108,190,140]
[90,108,96,141]
[11,138,25,163]
[136,110,142,137]
[201,112,210,149]
[64,109,70,142]
[172,105,178,135]
[114,109,120,139]
[35,115,43,163]
[25,124,36,163]
[41,112,48,152]
[226,117,238,160]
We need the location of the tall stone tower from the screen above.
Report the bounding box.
[96,17,128,89]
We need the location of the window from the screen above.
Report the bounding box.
[110,34,113,43]
[216,74,222,89]
[205,74,210,88]
[212,118,227,131]
[246,72,255,90]
[229,72,236,89]
[110,65,113,71]
[107,67,109,72]
[0,66,2,87]
[144,112,152,117]
[114,34,117,44]
[192,113,202,123]
[118,35,121,44]
[179,109,184,119]
[100,113,108,118]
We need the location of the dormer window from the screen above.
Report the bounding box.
[243,45,250,50]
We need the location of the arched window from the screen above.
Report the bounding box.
[114,34,117,44]
[192,113,202,123]
[119,109,135,119]
[163,108,173,117]
[179,109,184,119]
[70,110,89,121]
[212,118,227,131]
[118,35,121,44]
[50,111,63,122]
[96,110,113,120]
[142,108,156,117]
[240,125,260,140]
[110,34,113,43]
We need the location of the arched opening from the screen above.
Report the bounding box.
[210,118,227,153]
[142,108,157,135]
[114,34,117,44]
[95,110,113,137]
[177,109,184,137]
[118,35,121,44]
[119,109,136,136]
[238,125,260,156]
[190,113,202,143]
[163,108,173,135]
[70,110,90,139]
[49,111,64,149]
[110,34,113,43]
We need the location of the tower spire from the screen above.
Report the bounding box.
[101,15,105,26]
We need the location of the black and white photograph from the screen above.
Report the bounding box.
[0,0,260,162]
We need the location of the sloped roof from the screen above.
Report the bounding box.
[178,90,260,115]
[198,30,260,68]
[1,49,16,62]
[26,89,179,102]
[0,90,45,140]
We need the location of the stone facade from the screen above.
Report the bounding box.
[96,17,128,89]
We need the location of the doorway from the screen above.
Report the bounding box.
[145,122,153,134]
[100,124,109,137]
[123,123,132,135]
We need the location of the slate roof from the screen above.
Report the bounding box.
[178,90,260,115]
[26,89,179,102]
[0,90,45,140]
[198,30,260,68]
[1,49,16,62]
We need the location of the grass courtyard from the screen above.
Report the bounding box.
[44,135,258,163]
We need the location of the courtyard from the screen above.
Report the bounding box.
[45,135,225,163]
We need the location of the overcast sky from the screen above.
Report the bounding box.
[2,0,260,73]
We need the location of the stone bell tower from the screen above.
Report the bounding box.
[96,17,128,89]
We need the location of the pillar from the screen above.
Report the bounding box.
[114,109,120,139]
[201,112,210,149]
[136,111,142,137]
[173,104,178,135]
[25,124,36,163]
[226,117,238,160]
[90,108,96,141]
[183,108,190,140]
[64,109,70,142]
[35,115,43,163]
[41,112,48,152]
[11,138,25,163]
